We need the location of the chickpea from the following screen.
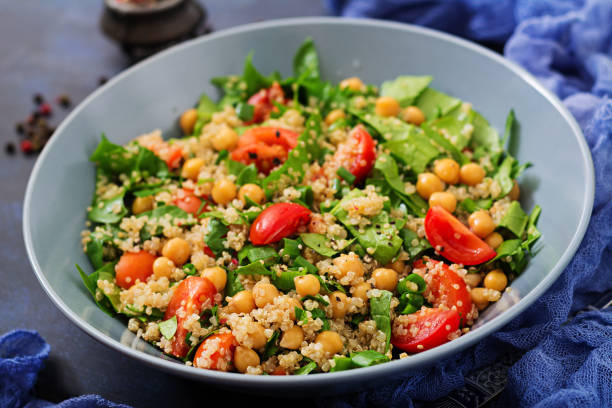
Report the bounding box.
[202,266,227,291]
[509,180,520,201]
[429,191,457,213]
[152,256,174,279]
[332,254,364,280]
[372,268,398,291]
[484,269,508,292]
[315,331,343,355]
[132,196,153,215]
[325,109,346,126]
[460,163,485,186]
[227,290,255,314]
[211,179,237,205]
[401,106,425,125]
[181,157,205,181]
[375,96,400,117]
[464,273,482,288]
[279,326,304,350]
[329,291,349,319]
[210,124,238,151]
[233,346,260,373]
[238,183,265,206]
[179,108,198,134]
[351,282,371,302]
[339,77,364,92]
[468,210,496,238]
[433,158,460,184]
[247,322,267,349]
[485,232,504,249]
[294,274,320,297]
[416,172,444,200]
[252,282,280,308]
[386,259,405,274]
[470,287,490,310]
[162,237,190,266]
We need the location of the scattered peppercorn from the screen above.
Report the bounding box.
[39,103,52,116]
[21,140,33,154]
[56,93,72,108]
[5,142,15,155]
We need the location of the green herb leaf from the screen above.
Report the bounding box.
[397,273,427,295]
[414,87,461,120]
[88,191,127,224]
[370,289,392,352]
[159,316,178,340]
[183,263,197,276]
[300,233,337,257]
[350,350,390,368]
[205,218,229,256]
[76,263,116,317]
[380,75,432,107]
[281,238,302,259]
[293,37,320,81]
[235,261,272,276]
[498,201,529,238]
[238,245,279,265]
[236,102,255,122]
[263,330,281,359]
[225,268,244,297]
[294,256,318,274]
[330,356,353,372]
[458,198,493,213]
[301,294,330,306]
[271,269,305,291]
[400,229,432,260]
[294,361,317,375]
[236,164,258,186]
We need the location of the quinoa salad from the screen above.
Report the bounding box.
[78,39,542,375]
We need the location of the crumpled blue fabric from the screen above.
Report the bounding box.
[324,0,612,407]
[4,2,612,407]
[0,330,129,408]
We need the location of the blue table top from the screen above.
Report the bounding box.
[0,1,326,406]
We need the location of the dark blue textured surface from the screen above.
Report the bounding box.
[324,0,612,407]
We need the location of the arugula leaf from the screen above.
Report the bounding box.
[238,245,279,265]
[332,194,402,265]
[350,350,390,368]
[293,37,320,81]
[415,87,461,120]
[380,76,432,107]
[263,330,281,359]
[498,201,529,238]
[225,268,244,297]
[236,164,258,186]
[88,190,127,224]
[370,290,392,352]
[159,316,178,340]
[281,238,302,259]
[294,361,317,375]
[458,198,493,213]
[235,261,272,276]
[204,218,229,256]
[300,233,337,257]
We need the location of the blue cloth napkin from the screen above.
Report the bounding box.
[324,0,612,407]
[3,2,612,407]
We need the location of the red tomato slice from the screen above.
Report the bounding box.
[249,203,311,245]
[246,82,285,124]
[231,127,299,173]
[391,308,460,353]
[423,260,473,323]
[164,276,217,358]
[173,188,207,216]
[424,206,496,265]
[331,125,376,183]
[163,145,183,169]
[193,332,236,371]
[115,251,156,289]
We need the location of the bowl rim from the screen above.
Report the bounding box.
[23,16,595,387]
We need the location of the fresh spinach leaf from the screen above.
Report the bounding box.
[380,75,432,107]
[235,102,254,122]
[415,87,461,120]
[159,316,178,340]
[281,238,302,259]
[458,198,493,213]
[350,350,390,368]
[263,330,281,359]
[236,164,258,186]
[293,37,320,81]
[330,356,353,372]
[235,261,272,276]
[300,233,337,257]
[88,191,127,224]
[400,228,431,260]
[294,361,317,375]
[76,263,116,317]
[271,269,305,291]
[205,218,229,256]
[225,268,244,297]
[498,201,528,238]
[238,245,279,265]
[301,294,330,306]
[370,289,392,352]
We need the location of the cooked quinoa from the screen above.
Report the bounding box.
[78,39,542,375]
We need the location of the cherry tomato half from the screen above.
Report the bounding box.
[246,82,286,124]
[193,332,236,371]
[115,251,156,289]
[231,127,299,173]
[423,260,473,323]
[173,188,207,216]
[424,206,496,265]
[249,203,311,245]
[391,307,460,353]
[164,276,217,358]
[331,125,376,184]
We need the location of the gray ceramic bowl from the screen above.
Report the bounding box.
[23,18,594,394]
